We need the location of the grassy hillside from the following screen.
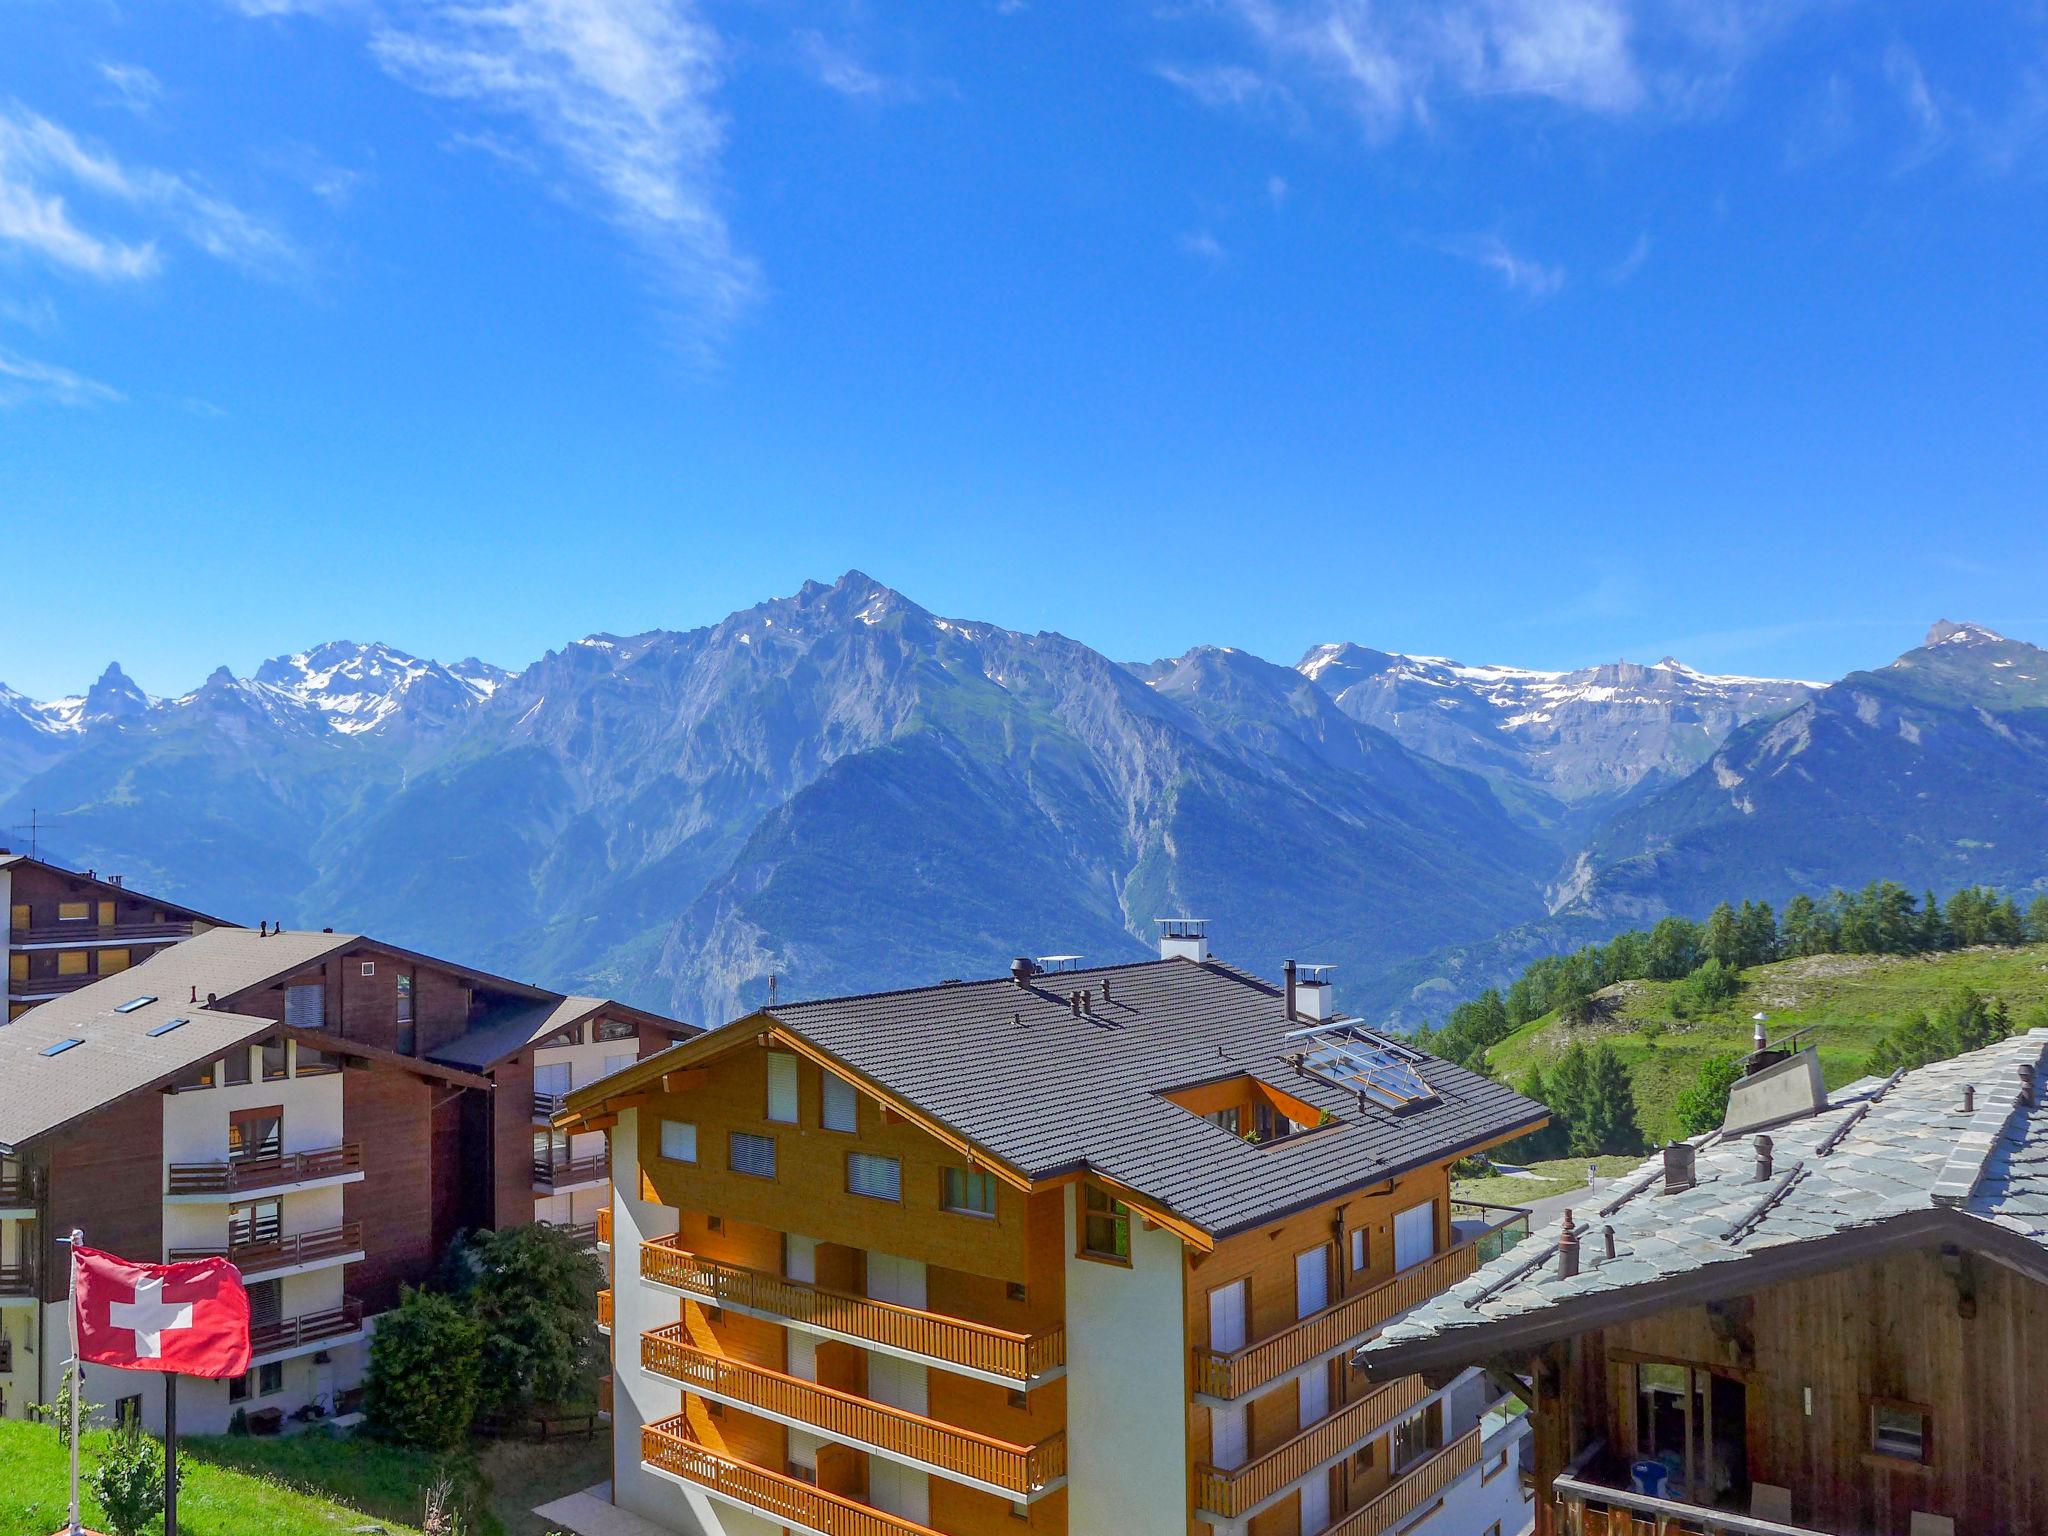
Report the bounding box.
[1484,942,2048,1144]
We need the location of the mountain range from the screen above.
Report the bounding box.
[4,575,2043,1028]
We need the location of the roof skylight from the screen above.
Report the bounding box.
[113,996,158,1014]
[41,1039,83,1057]
[146,1018,189,1038]
[1289,1022,1439,1110]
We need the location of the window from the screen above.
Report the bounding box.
[361,961,376,977]
[7,953,23,981]
[9,902,28,932]
[40,1039,82,1057]
[943,1166,998,1217]
[1081,1184,1130,1260]
[228,1108,282,1163]
[147,1018,188,1038]
[57,950,88,976]
[97,901,115,926]
[1206,1107,1241,1134]
[172,1057,216,1092]
[223,1047,254,1087]
[765,1053,799,1124]
[822,1072,859,1133]
[114,1395,142,1428]
[605,1054,634,1078]
[112,995,154,1014]
[660,1120,698,1164]
[847,1152,902,1202]
[595,1015,639,1042]
[247,1279,282,1327]
[259,1361,283,1395]
[284,983,325,1031]
[99,949,130,976]
[1350,1228,1368,1272]
[1393,1200,1438,1273]
[295,1044,339,1075]
[229,1373,250,1404]
[1391,1406,1443,1472]
[230,1199,282,1248]
[57,902,89,923]
[1871,1401,1929,1463]
[729,1131,776,1179]
[395,971,415,1055]
[261,1039,288,1081]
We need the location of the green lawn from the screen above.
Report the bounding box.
[1455,1154,1643,1206]
[1484,943,2048,1143]
[0,1421,426,1536]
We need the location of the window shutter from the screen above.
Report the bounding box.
[660,1120,698,1163]
[729,1131,776,1179]
[285,983,325,1031]
[848,1153,901,1201]
[822,1072,858,1133]
[766,1054,799,1124]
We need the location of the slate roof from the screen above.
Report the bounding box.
[428,994,609,1071]
[1363,1030,2048,1377]
[762,957,1545,1240]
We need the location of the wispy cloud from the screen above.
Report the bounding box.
[98,62,164,117]
[0,345,122,408]
[1883,41,1945,158]
[1153,61,1303,128]
[795,30,919,103]
[1178,228,1229,263]
[0,102,289,280]
[1450,233,1564,297]
[1605,229,1650,283]
[368,0,757,344]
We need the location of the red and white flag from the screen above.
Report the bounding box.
[73,1245,252,1379]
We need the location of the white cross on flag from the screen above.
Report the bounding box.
[74,1245,252,1378]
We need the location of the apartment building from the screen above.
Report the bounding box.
[2,852,231,1020]
[1362,1032,2048,1536]
[0,917,691,1433]
[560,924,1546,1536]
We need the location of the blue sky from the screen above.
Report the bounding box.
[3,1,2046,698]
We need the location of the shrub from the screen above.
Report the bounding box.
[1673,1053,1743,1136]
[88,1425,165,1536]
[37,1364,104,1448]
[364,1286,483,1450]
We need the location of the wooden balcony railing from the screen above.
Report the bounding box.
[0,1264,37,1298]
[250,1297,364,1358]
[597,1289,613,1331]
[8,973,102,997]
[1194,1375,1428,1518]
[532,1152,609,1190]
[533,1090,571,1122]
[644,1415,952,1536]
[1325,1424,1484,1536]
[643,1237,1065,1384]
[595,1206,611,1246]
[643,1326,1065,1496]
[11,920,195,946]
[1548,1474,1829,1536]
[168,1222,363,1276]
[0,1175,35,1207]
[167,1144,362,1197]
[1194,1242,1486,1401]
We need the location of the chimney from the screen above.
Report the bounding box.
[1069,992,1082,1018]
[1100,977,1111,1003]
[111,874,124,888]
[189,986,198,1004]
[1962,1085,1976,1114]
[259,920,268,937]
[1295,965,1335,1023]
[1283,960,1298,1020]
[1011,957,1034,988]
[1156,917,1207,963]
[1754,1134,1774,1183]
[2021,1065,2037,1108]
[1663,1141,1696,1193]
[1557,1210,1580,1278]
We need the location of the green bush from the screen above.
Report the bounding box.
[364,1287,483,1450]
[449,1222,604,1422]
[88,1425,166,1536]
[1672,1053,1743,1136]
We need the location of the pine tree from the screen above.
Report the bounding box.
[1702,903,1740,969]
[1918,889,1948,952]
[2027,895,2048,944]
[1575,1044,1645,1157]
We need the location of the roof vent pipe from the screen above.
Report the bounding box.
[2021,1064,2037,1108]
[1101,977,1111,1003]
[1069,992,1082,1018]
[1011,957,1033,988]
[1754,1134,1774,1184]
[1962,1085,1976,1114]
[1284,959,1298,1022]
[1557,1210,1580,1278]
[1603,1225,1617,1261]
[259,920,268,936]
[1663,1142,1696,1194]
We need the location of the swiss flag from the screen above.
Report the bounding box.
[74,1246,253,1379]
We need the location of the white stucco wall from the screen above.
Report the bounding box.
[1064,1186,1191,1536]
[1404,1412,1534,1536]
[160,1043,345,1165]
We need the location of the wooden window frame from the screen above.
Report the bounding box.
[1078,1182,1132,1265]
[1866,1395,1933,1468]
[228,1106,284,1163]
[941,1165,998,1218]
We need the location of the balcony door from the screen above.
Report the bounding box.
[1208,1278,1248,1353]
[228,1108,282,1164]
[1634,1361,1749,1510]
[1393,1201,1438,1273]
[1296,1244,1331,1319]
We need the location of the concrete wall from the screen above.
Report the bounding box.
[1064,1184,1191,1536]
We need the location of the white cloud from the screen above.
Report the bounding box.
[1452,233,1565,296]
[1154,61,1302,125]
[1884,41,1944,153]
[369,0,757,341]
[98,62,164,117]
[1605,229,1650,282]
[0,102,289,280]
[0,346,122,408]
[796,31,907,101]
[1179,228,1229,263]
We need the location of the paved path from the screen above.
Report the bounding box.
[533,1483,674,1536]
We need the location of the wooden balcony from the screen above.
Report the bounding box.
[597,1288,612,1333]
[0,1173,35,1209]
[8,972,103,997]
[532,1151,609,1192]
[1325,1424,1484,1536]
[595,1206,611,1247]
[0,1264,37,1299]
[250,1297,364,1360]
[11,919,195,947]
[1194,1375,1428,1518]
[168,1221,364,1277]
[533,1089,571,1123]
[643,1325,1066,1498]
[166,1143,362,1198]
[644,1414,952,1536]
[1548,1476,1830,1536]
[1194,1242,1488,1402]
[643,1237,1065,1386]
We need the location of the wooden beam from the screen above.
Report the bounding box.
[661,1068,709,1094]
[582,1113,619,1133]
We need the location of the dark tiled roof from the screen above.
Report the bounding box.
[1364,1030,2048,1376]
[768,957,1544,1239]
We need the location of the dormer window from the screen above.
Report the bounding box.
[1081,1184,1130,1261]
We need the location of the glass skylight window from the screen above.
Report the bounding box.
[41,1039,83,1057]
[113,996,157,1014]
[1289,1022,1439,1109]
[146,1018,189,1037]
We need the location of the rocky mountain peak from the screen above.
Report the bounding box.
[82,662,150,722]
[1924,619,2009,649]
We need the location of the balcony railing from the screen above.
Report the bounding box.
[167,1144,362,1197]
[644,1415,951,1536]
[643,1237,1065,1384]
[532,1152,609,1191]
[0,1264,36,1298]
[643,1325,1065,1497]
[1450,1200,1534,1264]
[597,1288,612,1333]
[1194,1375,1428,1518]
[1194,1238,1499,1401]
[0,1174,35,1208]
[1549,1476,1831,1536]
[250,1297,364,1358]
[7,973,102,997]
[595,1207,611,1247]
[11,920,195,947]
[533,1090,571,1122]
[168,1222,363,1276]
[1325,1424,1484,1536]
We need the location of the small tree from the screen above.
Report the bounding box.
[1673,1053,1743,1136]
[38,1363,104,1448]
[88,1425,164,1536]
[365,1285,483,1450]
[452,1221,604,1421]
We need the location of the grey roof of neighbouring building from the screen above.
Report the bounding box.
[1362,1030,2048,1378]
[427,994,610,1071]
[764,957,1546,1241]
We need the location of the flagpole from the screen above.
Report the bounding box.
[65,1228,83,1536]
[165,1373,178,1536]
